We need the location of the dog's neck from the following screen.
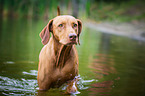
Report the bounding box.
[52,35,72,68]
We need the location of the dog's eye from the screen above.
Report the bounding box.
[58,24,63,27]
[73,24,77,27]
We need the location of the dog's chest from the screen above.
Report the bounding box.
[53,65,77,87]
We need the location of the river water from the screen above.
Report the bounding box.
[0,18,145,96]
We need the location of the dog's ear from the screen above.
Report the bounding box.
[77,19,82,45]
[39,19,53,45]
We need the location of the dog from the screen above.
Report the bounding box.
[37,7,82,94]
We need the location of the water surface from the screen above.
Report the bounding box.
[0,18,145,96]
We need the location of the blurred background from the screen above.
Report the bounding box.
[0,0,145,96]
[0,0,145,21]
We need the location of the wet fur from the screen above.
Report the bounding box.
[37,7,82,93]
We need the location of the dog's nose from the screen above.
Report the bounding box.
[69,33,77,40]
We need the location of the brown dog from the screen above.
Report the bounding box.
[37,7,82,94]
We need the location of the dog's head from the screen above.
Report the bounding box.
[39,7,82,45]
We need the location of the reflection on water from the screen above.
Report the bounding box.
[0,18,145,96]
[91,54,116,79]
[89,53,118,95]
[89,81,114,95]
[88,54,116,95]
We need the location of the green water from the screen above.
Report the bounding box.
[0,18,145,96]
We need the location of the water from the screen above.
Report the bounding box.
[0,18,145,96]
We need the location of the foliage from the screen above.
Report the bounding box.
[89,0,145,22]
[0,0,145,22]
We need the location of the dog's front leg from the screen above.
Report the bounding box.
[65,77,79,94]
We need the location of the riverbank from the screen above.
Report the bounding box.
[85,20,145,42]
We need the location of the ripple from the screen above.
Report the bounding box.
[77,77,98,90]
[22,70,38,76]
[3,61,15,64]
[0,76,38,95]
[0,74,97,95]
